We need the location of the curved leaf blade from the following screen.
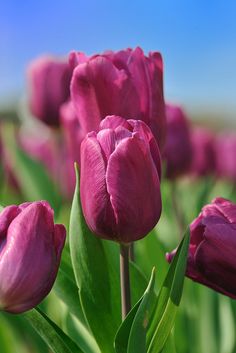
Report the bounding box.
[147,229,190,353]
[115,269,156,353]
[23,307,83,353]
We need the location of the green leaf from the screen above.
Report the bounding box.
[69,164,120,353]
[2,124,61,216]
[160,332,176,353]
[127,268,156,352]
[102,239,148,306]
[23,307,83,353]
[114,269,156,353]
[54,267,86,325]
[64,312,101,353]
[114,298,143,353]
[147,228,190,353]
[53,244,86,326]
[135,230,168,290]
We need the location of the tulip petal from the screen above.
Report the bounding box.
[213,197,236,223]
[0,206,19,241]
[128,48,166,147]
[106,135,161,242]
[103,48,132,70]
[100,115,132,131]
[194,222,236,298]
[127,119,162,179]
[71,56,140,133]
[80,134,117,239]
[0,202,61,313]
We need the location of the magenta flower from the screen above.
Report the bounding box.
[70,47,166,148]
[215,133,236,181]
[163,103,193,178]
[27,56,72,126]
[19,126,75,199]
[80,115,162,243]
[167,197,236,298]
[0,201,66,313]
[60,100,84,165]
[190,127,216,177]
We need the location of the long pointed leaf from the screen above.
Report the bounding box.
[147,229,190,353]
[23,307,83,353]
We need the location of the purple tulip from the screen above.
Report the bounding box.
[27,56,72,126]
[70,47,166,148]
[163,103,193,179]
[80,115,162,243]
[167,197,236,298]
[60,100,85,165]
[190,127,216,177]
[215,133,236,181]
[19,126,75,199]
[0,201,66,313]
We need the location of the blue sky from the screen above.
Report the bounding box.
[1,0,236,120]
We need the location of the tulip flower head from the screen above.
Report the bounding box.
[163,103,192,179]
[190,127,216,177]
[0,201,66,313]
[70,47,166,148]
[80,115,162,243]
[167,197,236,298]
[215,133,236,181]
[27,55,72,126]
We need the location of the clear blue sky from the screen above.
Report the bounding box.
[1,0,236,119]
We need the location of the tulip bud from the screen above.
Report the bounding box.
[190,127,216,177]
[167,197,236,298]
[163,103,192,178]
[60,100,85,165]
[70,47,166,148]
[80,115,162,243]
[0,201,66,313]
[215,133,236,181]
[27,56,72,126]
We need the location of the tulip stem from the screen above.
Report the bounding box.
[120,243,131,320]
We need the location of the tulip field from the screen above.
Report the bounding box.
[1,46,236,353]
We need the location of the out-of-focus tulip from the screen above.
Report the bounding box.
[27,56,72,126]
[167,197,236,298]
[0,201,66,313]
[163,103,192,179]
[70,47,166,148]
[19,126,74,199]
[190,127,216,177]
[80,115,162,243]
[215,133,236,181]
[60,100,84,165]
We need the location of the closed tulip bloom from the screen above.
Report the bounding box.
[163,103,192,179]
[215,133,236,181]
[19,126,74,199]
[167,197,236,298]
[60,100,85,165]
[27,56,72,126]
[80,115,162,243]
[70,47,166,148]
[190,127,216,176]
[0,201,66,313]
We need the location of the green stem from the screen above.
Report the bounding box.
[120,244,131,320]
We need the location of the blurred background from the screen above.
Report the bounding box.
[1,0,236,124]
[1,2,236,353]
